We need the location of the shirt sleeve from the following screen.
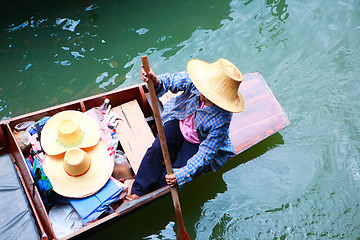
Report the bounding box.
[173,122,229,188]
[156,72,192,98]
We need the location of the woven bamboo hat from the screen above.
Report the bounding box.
[43,141,114,198]
[40,110,100,155]
[187,58,244,113]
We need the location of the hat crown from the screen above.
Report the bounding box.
[57,119,84,147]
[41,110,101,155]
[63,148,91,176]
[218,58,242,81]
[43,140,114,198]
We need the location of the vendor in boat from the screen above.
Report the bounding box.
[129,58,244,199]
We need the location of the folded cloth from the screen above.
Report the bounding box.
[68,177,126,225]
[26,117,50,164]
[25,157,54,209]
[28,117,50,136]
[48,203,83,239]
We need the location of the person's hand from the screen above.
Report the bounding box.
[165,173,178,187]
[141,65,159,87]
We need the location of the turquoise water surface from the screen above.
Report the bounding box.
[1,0,360,239]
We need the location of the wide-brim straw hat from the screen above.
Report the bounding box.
[187,58,245,113]
[43,140,114,198]
[41,110,100,155]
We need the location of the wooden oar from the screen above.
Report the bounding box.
[142,56,190,240]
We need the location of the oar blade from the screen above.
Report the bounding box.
[177,226,191,240]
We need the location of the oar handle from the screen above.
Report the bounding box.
[142,56,190,240]
[142,56,173,175]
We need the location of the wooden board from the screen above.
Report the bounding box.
[229,72,290,154]
[112,100,155,175]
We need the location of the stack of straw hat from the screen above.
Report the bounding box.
[41,110,113,198]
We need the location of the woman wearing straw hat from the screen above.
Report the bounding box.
[129,58,244,199]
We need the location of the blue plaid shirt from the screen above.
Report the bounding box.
[156,72,236,188]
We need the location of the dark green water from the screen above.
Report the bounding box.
[1,0,360,239]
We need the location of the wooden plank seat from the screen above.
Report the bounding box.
[111,100,155,175]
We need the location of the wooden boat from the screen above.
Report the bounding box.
[0,71,289,239]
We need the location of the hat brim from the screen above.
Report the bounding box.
[41,110,100,155]
[43,140,114,198]
[187,59,245,113]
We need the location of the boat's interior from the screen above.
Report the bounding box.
[0,72,290,239]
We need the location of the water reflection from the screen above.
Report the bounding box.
[254,0,289,52]
[6,17,48,32]
[0,0,232,120]
[265,0,289,22]
[143,221,176,240]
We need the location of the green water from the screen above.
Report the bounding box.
[1,0,360,239]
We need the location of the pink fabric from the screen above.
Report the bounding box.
[29,133,45,163]
[179,101,206,144]
[85,108,112,145]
